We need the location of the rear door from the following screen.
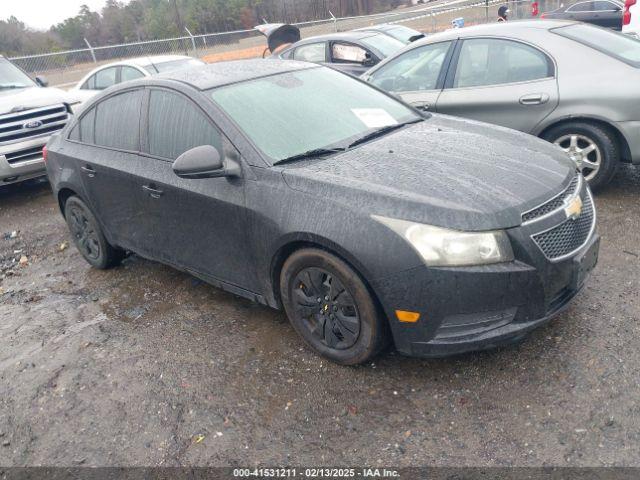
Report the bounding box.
[367,41,454,113]
[74,88,146,251]
[435,37,559,134]
[592,0,624,29]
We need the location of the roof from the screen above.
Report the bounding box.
[413,19,577,43]
[293,30,381,43]
[125,54,195,67]
[157,59,318,90]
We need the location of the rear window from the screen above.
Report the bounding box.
[553,24,640,67]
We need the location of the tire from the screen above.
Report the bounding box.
[280,248,387,365]
[542,122,619,191]
[63,196,124,269]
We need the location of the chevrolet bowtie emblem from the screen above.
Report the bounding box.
[564,196,583,220]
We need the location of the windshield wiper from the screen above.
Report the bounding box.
[347,119,423,149]
[273,147,347,166]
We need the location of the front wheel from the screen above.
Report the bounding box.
[543,122,619,191]
[280,248,387,365]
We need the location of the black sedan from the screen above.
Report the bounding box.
[541,0,623,30]
[45,60,599,365]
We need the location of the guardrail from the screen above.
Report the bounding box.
[8,0,562,89]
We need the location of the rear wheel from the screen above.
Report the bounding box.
[543,122,619,190]
[64,196,124,269]
[280,248,387,365]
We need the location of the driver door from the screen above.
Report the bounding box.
[366,41,455,113]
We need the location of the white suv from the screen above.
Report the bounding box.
[622,0,640,37]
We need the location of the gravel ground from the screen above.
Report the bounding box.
[0,168,639,468]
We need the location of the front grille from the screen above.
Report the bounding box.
[532,190,595,261]
[522,175,581,223]
[0,105,69,145]
[5,145,44,165]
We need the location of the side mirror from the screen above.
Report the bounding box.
[172,145,240,179]
[362,53,377,67]
[35,75,49,87]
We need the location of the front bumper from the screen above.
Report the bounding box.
[0,136,48,185]
[372,227,600,358]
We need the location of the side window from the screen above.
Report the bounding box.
[593,0,619,9]
[293,43,327,63]
[81,75,96,90]
[147,89,223,160]
[94,67,118,90]
[93,90,143,150]
[121,66,145,82]
[567,2,594,11]
[331,43,368,63]
[79,107,95,144]
[369,41,452,92]
[68,123,80,141]
[453,39,553,88]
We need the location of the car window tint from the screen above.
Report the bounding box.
[369,41,452,92]
[93,90,142,150]
[332,43,368,63]
[94,67,118,90]
[79,107,95,144]
[81,75,96,90]
[68,123,80,141]
[121,66,145,82]
[593,0,618,9]
[567,1,594,11]
[293,43,327,62]
[454,38,552,88]
[148,89,222,160]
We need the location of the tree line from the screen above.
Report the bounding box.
[1,0,406,56]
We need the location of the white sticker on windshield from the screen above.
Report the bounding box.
[351,108,398,129]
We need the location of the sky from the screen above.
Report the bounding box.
[3,0,121,31]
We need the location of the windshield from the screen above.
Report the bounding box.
[384,26,423,44]
[152,58,205,73]
[0,58,36,89]
[553,24,640,67]
[209,67,419,163]
[361,33,406,57]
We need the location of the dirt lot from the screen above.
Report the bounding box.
[0,167,639,467]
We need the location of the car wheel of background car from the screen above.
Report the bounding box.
[280,248,388,365]
[543,122,619,190]
[64,196,125,269]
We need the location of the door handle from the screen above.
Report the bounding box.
[81,165,96,178]
[412,101,431,112]
[519,93,549,106]
[142,185,164,199]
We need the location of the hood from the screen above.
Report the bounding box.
[255,23,301,53]
[281,115,575,231]
[0,86,70,116]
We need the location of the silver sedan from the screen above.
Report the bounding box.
[363,20,640,189]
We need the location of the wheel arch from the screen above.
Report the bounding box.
[57,187,80,217]
[537,116,632,163]
[268,234,384,316]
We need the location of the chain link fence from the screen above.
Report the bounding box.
[8,0,564,89]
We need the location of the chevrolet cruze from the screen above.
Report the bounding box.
[45,60,599,365]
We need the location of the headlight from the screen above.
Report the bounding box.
[372,215,514,267]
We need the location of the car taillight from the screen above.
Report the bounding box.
[624,0,636,25]
[42,145,48,164]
